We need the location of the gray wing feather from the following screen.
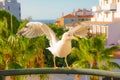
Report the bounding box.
[17,22,59,46]
[68,23,90,38]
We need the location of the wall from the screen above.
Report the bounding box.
[107,19,120,46]
[64,18,78,27]
[0,2,2,8]
[5,1,21,20]
[0,0,21,20]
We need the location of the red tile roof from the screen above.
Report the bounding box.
[86,10,91,12]
[63,14,78,18]
[76,9,83,12]
[76,9,91,13]
[63,14,93,18]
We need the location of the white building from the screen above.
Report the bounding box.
[90,0,120,47]
[0,0,21,20]
[92,0,120,22]
[90,1,120,80]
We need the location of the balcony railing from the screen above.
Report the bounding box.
[103,3,117,11]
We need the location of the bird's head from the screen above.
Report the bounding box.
[62,32,73,41]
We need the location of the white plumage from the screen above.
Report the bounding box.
[17,22,89,69]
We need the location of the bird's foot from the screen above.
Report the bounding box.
[66,66,72,70]
[54,66,59,70]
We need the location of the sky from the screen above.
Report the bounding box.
[17,0,99,20]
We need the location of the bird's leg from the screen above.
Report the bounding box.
[64,57,71,69]
[53,56,58,69]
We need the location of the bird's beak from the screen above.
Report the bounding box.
[16,27,26,36]
[72,36,79,41]
[16,30,24,36]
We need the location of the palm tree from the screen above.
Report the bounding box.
[0,12,53,80]
[71,35,120,80]
[0,16,26,80]
[0,18,50,80]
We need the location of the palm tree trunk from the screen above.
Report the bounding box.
[25,48,45,80]
[90,75,99,80]
[35,48,44,68]
[90,59,99,80]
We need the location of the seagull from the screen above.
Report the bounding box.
[17,22,89,69]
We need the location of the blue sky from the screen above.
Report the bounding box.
[17,0,99,20]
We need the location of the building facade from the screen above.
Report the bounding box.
[90,1,120,77]
[55,9,93,28]
[92,0,120,22]
[90,0,120,46]
[0,0,21,20]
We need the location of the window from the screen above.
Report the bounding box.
[106,12,108,18]
[100,1,102,6]
[8,6,10,10]
[19,6,21,11]
[7,0,11,2]
[112,0,116,3]
[105,0,108,4]
[78,19,82,21]
[112,12,115,18]
[97,13,99,17]
[81,18,84,21]
[19,13,21,17]
[71,19,74,22]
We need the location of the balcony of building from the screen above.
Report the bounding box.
[103,3,117,11]
[92,6,101,12]
[116,2,120,11]
[91,17,96,22]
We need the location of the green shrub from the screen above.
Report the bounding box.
[0,9,20,33]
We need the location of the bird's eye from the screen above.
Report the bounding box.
[68,34,71,36]
[24,26,28,28]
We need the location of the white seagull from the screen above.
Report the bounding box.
[17,22,89,69]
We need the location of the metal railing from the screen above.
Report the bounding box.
[0,68,120,79]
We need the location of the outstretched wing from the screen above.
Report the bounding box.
[68,23,90,38]
[17,22,59,46]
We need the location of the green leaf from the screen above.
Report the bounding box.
[0,54,3,64]
[7,62,23,69]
